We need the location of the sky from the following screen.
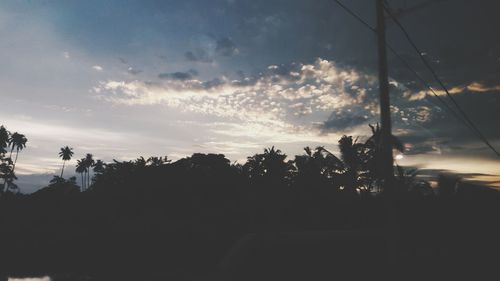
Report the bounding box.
[1,0,499,192]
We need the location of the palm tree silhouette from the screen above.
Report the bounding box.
[0,126,10,154]
[0,158,14,194]
[8,132,27,173]
[243,146,294,182]
[2,132,27,193]
[59,146,74,178]
[364,123,404,189]
[76,158,86,190]
[84,153,95,188]
[93,159,105,174]
[135,156,147,167]
[337,135,368,193]
[295,146,343,183]
[147,156,170,166]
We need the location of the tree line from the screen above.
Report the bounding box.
[0,122,467,199]
[0,125,27,194]
[37,123,435,199]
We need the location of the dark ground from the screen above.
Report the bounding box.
[1,184,498,281]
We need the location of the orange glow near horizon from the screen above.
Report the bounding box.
[400,154,500,189]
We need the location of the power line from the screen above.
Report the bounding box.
[332,0,500,157]
[332,0,467,127]
[385,45,473,130]
[383,2,500,157]
[333,0,377,33]
[382,3,475,126]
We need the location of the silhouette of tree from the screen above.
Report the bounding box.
[50,175,66,185]
[90,159,139,193]
[243,146,295,183]
[84,153,95,189]
[90,159,106,188]
[336,135,370,194]
[76,158,86,191]
[58,146,74,178]
[291,146,345,224]
[294,146,343,180]
[33,175,80,197]
[364,123,404,189]
[0,156,14,194]
[93,159,105,174]
[0,126,17,193]
[395,165,433,197]
[8,132,27,173]
[0,126,10,154]
[147,156,170,166]
[135,156,147,167]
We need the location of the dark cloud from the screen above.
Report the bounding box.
[185,49,213,63]
[404,92,500,150]
[319,107,373,132]
[158,69,199,80]
[202,77,225,89]
[393,91,500,158]
[215,37,238,56]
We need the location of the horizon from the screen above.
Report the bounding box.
[1,0,500,192]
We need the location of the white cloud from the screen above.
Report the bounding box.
[406,82,500,101]
[92,65,103,71]
[465,82,500,92]
[93,58,444,160]
[96,58,377,132]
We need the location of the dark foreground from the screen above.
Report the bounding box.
[1,183,498,281]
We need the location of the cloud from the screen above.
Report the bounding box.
[215,37,239,56]
[185,49,213,63]
[158,69,198,80]
[399,133,446,155]
[465,82,500,92]
[96,59,376,127]
[127,66,142,75]
[92,65,103,71]
[95,59,449,139]
[320,107,371,131]
[405,82,500,101]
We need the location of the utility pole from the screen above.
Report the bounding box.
[375,0,394,191]
[376,0,398,270]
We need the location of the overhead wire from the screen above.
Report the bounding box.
[383,1,500,157]
[333,0,467,127]
[332,0,499,156]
